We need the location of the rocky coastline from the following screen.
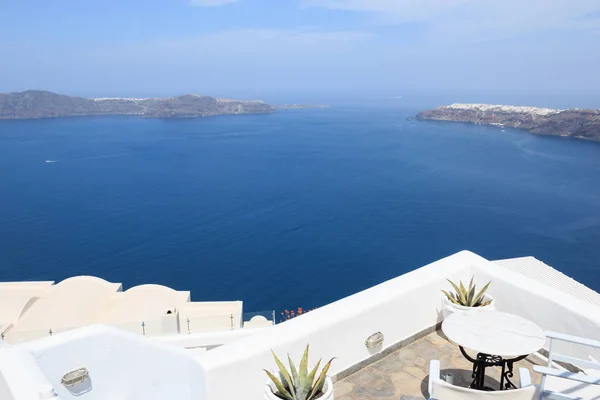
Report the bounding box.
[0,90,275,120]
[416,103,600,142]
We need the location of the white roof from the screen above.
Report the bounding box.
[494,256,600,307]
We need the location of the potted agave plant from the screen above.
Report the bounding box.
[264,345,334,400]
[441,276,495,318]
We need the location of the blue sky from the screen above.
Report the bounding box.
[1,0,599,106]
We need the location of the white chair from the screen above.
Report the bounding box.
[533,331,600,400]
[429,360,537,400]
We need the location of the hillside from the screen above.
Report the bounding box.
[0,90,275,120]
[417,104,600,142]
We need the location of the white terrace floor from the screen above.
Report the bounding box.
[334,329,543,400]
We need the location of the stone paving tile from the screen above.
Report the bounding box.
[334,329,542,399]
[335,380,355,398]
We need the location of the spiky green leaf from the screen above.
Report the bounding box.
[445,277,491,307]
[307,359,322,388]
[272,350,296,398]
[466,284,476,307]
[265,370,294,400]
[297,345,310,400]
[459,280,466,297]
[288,354,300,383]
[447,279,465,304]
[299,345,309,381]
[308,358,334,400]
[473,281,491,306]
[441,290,458,305]
[269,347,334,400]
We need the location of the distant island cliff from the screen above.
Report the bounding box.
[0,90,275,120]
[417,104,600,142]
[274,104,330,109]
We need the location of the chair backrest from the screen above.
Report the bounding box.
[431,379,537,400]
[536,331,600,400]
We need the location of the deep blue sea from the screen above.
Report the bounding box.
[1,106,600,313]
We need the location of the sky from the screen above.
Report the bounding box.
[1,0,600,106]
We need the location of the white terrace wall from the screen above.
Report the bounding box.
[154,326,269,350]
[0,345,56,400]
[6,250,600,400]
[198,250,482,400]
[474,261,600,361]
[22,326,206,400]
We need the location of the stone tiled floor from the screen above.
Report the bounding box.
[334,330,542,400]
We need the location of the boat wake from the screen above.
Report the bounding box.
[45,153,128,164]
[76,153,127,161]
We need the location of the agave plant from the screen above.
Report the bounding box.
[442,276,491,307]
[265,345,334,400]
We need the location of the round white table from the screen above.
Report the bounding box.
[442,311,546,391]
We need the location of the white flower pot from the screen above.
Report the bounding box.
[265,376,334,400]
[442,294,495,318]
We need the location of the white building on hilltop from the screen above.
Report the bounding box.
[1,250,600,400]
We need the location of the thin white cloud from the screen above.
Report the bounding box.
[302,0,468,20]
[303,0,600,42]
[72,28,376,94]
[148,28,374,54]
[84,28,374,64]
[189,0,240,6]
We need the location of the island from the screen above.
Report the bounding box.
[416,104,600,142]
[0,90,275,120]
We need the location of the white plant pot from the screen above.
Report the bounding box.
[265,376,334,400]
[442,294,495,319]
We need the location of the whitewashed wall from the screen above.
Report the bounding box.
[197,250,482,400]
[196,250,600,400]
[21,326,206,400]
[4,250,600,400]
[0,367,10,400]
[0,344,56,400]
[154,326,269,349]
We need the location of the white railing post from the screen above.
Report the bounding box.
[539,337,554,399]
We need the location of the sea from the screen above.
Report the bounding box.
[1,105,600,313]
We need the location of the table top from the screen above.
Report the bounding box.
[441,311,546,357]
